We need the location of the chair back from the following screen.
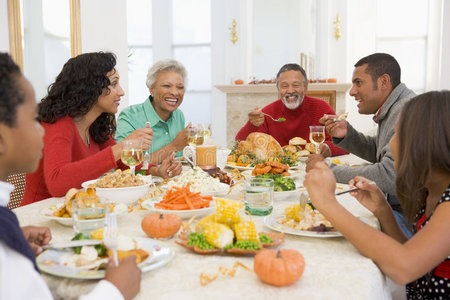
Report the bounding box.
[6,173,25,209]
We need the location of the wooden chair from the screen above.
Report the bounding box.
[6,173,25,209]
[306,90,336,111]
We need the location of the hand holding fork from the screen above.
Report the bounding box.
[103,213,119,266]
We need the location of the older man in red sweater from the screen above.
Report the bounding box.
[235,63,347,157]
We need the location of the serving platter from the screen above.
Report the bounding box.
[141,199,216,219]
[160,182,230,197]
[39,203,128,226]
[36,238,175,279]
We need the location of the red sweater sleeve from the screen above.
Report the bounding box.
[41,118,119,197]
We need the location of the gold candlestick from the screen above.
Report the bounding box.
[333,14,341,41]
[229,19,238,44]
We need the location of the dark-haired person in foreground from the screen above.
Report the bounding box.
[22,52,182,206]
[235,63,347,157]
[305,90,450,299]
[307,53,415,235]
[0,52,141,299]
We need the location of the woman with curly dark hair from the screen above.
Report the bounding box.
[304,90,450,299]
[22,52,181,205]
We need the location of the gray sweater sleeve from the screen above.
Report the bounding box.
[331,124,378,163]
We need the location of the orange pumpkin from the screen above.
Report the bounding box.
[141,213,182,239]
[254,249,305,286]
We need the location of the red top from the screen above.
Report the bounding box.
[22,116,125,205]
[235,96,348,156]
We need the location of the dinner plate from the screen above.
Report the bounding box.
[264,214,379,238]
[160,182,230,197]
[264,214,342,238]
[39,203,128,227]
[141,198,216,219]
[240,170,304,181]
[36,238,175,279]
[226,163,302,171]
[274,188,303,201]
[297,156,309,163]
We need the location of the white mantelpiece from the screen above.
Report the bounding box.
[215,83,351,146]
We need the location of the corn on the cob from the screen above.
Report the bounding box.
[195,214,216,234]
[203,222,234,248]
[234,221,258,242]
[285,203,301,222]
[90,227,104,240]
[215,198,243,226]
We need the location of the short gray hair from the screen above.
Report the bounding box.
[276,63,307,87]
[146,59,188,89]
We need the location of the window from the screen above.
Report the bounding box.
[376,0,429,93]
[126,0,153,105]
[126,0,212,125]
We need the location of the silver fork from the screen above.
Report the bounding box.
[261,112,286,122]
[103,213,119,266]
[142,121,152,169]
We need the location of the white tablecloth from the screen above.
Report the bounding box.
[13,175,392,300]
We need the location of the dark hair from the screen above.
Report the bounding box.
[396,90,450,224]
[38,52,117,144]
[355,53,401,89]
[0,52,24,127]
[276,63,307,86]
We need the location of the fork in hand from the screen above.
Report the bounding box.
[261,112,286,122]
[103,213,119,266]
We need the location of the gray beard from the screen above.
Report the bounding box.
[282,93,304,110]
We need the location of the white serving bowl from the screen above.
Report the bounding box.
[81,179,150,205]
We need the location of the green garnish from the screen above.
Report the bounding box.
[187,233,216,249]
[224,240,261,250]
[259,234,273,244]
[277,117,286,122]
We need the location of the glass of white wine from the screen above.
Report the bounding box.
[121,140,143,175]
[309,125,326,154]
[187,126,204,146]
[199,123,211,140]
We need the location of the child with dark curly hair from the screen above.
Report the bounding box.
[22,52,181,205]
[0,52,141,299]
[305,90,450,299]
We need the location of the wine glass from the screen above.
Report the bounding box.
[187,126,204,146]
[199,123,211,140]
[309,126,326,154]
[120,140,143,175]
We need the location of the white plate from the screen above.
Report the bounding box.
[274,188,303,201]
[264,214,342,238]
[141,199,216,219]
[39,203,128,227]
[264,214,379,238]
[240,170,304,181]
[297,156,309,163]
[225,164,253,171]
[226,163,301,171]
[36,238,175,279]
[160,182,229,197]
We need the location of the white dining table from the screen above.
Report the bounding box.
[13,157,393,300]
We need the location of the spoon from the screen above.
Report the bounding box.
[261,112,286,122]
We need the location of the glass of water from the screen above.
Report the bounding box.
[244,178,274,216]
[72,197,109,234]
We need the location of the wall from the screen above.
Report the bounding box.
[0,0,9,52]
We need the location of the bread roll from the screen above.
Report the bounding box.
[305,143,317,154]
[283,145,298,153]
[338,112,348,121]
[297,150,310,157]
[289,137,307,146]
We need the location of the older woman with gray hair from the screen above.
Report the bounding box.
[116,59,189,165]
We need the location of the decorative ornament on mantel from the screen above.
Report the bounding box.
[229,19,238,45]
[333,14,342,41]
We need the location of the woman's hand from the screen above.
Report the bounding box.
[105,256,141,300]
[303,161,336,210]
[21,226,52,255]
[348,176,390,217]
[150,152,182,179]
[170,125,189,151]
[123,127,154,151]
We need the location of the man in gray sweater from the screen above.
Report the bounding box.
[308,53,415,218]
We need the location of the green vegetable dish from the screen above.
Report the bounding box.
[255,174,296,191]
[71,233,106,256]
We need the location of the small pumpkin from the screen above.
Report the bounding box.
[141,213,182,239]
[254,249,305,286]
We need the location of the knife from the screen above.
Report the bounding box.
[43,239,102,249]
